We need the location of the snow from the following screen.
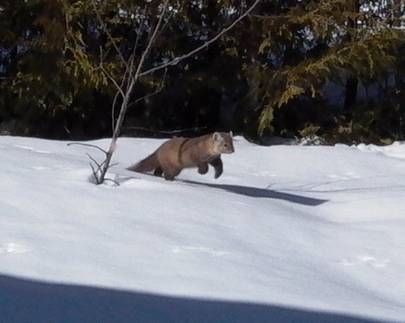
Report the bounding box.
[1,136,405,322]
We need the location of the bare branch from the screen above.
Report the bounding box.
[104,178,120,186]
[133,0,170,82]
[112,0,170,140]
[90,0,129,70]
[129,68,167,108]
[101,66,127,100]
[109,162,119,168]
[67,142,108,155]
[83,0,257,185]
[94,0,170,185]
[98,46,126,101]
[157,7,175,37]
[86,153,106,170]
[89,161,101,184]
[128,6,148,79]
[111,91,120,131]
[139,0,261,77]
[111,7,150,132]
[124,126,207,135]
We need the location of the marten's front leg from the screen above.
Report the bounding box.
[209,157,223,179]
[197,163,209,175]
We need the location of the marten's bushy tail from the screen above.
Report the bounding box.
[127,153,159,173]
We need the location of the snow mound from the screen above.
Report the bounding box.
[0,136,405,322]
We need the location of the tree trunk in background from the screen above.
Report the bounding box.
[344,0,360,111]
[392,0,402,27]
[344,77,358,110]
[393,0,404,138]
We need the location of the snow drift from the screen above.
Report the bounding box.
[0,136,404,322]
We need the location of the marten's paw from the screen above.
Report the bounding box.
[153,167,163,177]
[198,163,209,175]
[214,168,223,179]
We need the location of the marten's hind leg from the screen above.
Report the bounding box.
[209,157,223,179]
[162,167,181,181]
[197,162,209,175]
[154,167,163,177]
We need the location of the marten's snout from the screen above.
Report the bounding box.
[223,142,234,154]
[228,144,235,153]
[213,132,235,154]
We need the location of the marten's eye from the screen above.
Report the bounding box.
[224,143,228,147]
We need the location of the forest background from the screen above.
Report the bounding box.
[0,0,404,144]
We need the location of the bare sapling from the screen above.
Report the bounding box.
[71,0,261,185]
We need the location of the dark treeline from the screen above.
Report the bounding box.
[0,0,404,143]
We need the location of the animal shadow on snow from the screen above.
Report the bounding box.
[181,180,328,206]
[109,173,327,206]
[0,274,382,323]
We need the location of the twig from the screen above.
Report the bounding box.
[111,5,152,132]
[95,0,170,185]
[101,66,126,99]
[111,91,120,132]
[79,0,259,185]
[128,5,148,78]
[129,67,168,108]
[98,46,126,102]
[139,0,261,77]
[109,162,119,168]
[67,142,108,155]
[91,0,129,70]
[104,178,120,186]
[124,126,208,135]
[112,14,146,131]
[89,161,101,184]
[112,0,170,139]
[86,153,106,170]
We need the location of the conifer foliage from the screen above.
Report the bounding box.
[0,0,404,143]
[248,0,405,140]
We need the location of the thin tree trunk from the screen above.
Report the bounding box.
[344,77,358,110]
[393,0,402,27]
[344,0,360,111]
[393,0,404,138]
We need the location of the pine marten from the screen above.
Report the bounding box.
[127,132,235,180]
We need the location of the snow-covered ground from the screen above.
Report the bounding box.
[1,136,405,322]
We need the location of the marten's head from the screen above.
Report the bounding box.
[212,132,235,154]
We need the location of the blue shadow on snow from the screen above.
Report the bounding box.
[180,180,329,206]
[0,274,383,323]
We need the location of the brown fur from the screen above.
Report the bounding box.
[127,132,235,180]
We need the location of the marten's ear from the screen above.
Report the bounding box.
[213,132,221,142]
[229,131,233,137]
